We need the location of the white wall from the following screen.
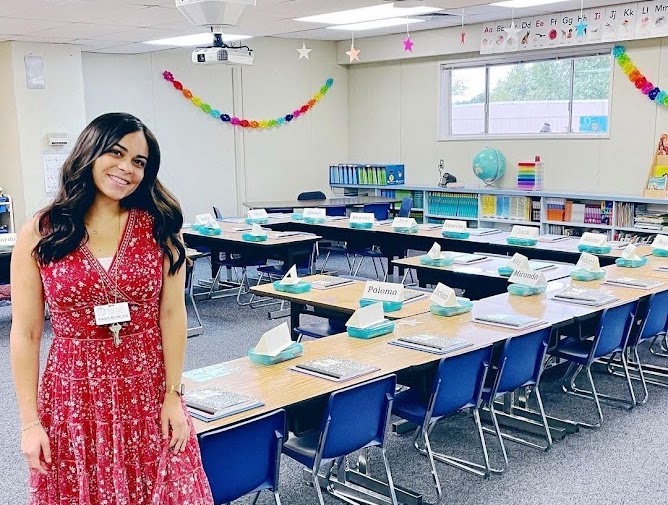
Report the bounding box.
[346,27,666,196]
[82,38,348,220]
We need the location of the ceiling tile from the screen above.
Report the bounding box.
[29,22,132,39]
[0,17,69,35]
[92,41,155,54]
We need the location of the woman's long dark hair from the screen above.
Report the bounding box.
[34,112,186,275]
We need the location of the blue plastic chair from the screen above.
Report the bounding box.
[325,205,347,217]
[397,197,414,218]
[199,409,286,505]
[551,301,637,429]
[363,203,390,221]
[392,347,492,501]
[282,375,398,505]
[298,191,326,201]
[608,291,668,404]
[481,327,553,474]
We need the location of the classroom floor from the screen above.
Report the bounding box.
[1,254,668,504]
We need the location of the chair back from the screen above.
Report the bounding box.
[430,347,492,418]
[637,291,668,343]
[298,191,326,201]
[397,197,414,218]
[592,301,637,359]
[494,328,551,395]
[326,205,347,217]
[212,206,223,219]
[199,409,285,504]
[363,203,390,221]
[320,375,396,460]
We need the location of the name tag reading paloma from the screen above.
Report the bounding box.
[94,302,131,326]
[303,208,326,219]
[510,226,539,238]
[362,281,405,302]
[442,220,467,233]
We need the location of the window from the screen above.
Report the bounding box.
[440,52,612,138]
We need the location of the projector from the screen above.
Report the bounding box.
[176,0,255,27]
[192,45,254,65]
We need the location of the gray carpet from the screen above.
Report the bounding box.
[2,254,668,504]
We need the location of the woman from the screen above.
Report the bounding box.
[10,113,214,504]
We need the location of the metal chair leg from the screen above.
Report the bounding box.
[421,429,443,505]
[380,448,399,505]
[486,404,509,474]
[251,491,261,505]
[273,491,282,505]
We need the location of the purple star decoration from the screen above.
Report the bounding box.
[403,36,414,52]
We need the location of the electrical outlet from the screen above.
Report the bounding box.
[439,159,444,169]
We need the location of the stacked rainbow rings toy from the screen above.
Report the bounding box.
[162,71,334,128]
[612,45,668,106]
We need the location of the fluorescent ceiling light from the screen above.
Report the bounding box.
[295,3,441,25]
[144,33,252,46]
[326,17,425,31]
[491,0,566,7]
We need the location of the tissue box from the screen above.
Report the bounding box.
[615,257,648,268]
[507,237,538,247]
[246,217,270,225]
[652,248,668,257]
[248,342,304,365]
[359,298,404,313]
[429,297,473,317]
[442,231,470,240]
[419,255,454,267]
[347,320,395,339]
[507,284,547,296]
[241,233,268,242]
[577,244,612,255]
[570,269,606,281]
[272,280,312,293]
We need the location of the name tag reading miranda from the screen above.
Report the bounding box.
[362,281,404,302]
[94,302,131,326]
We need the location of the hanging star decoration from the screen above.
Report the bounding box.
[460,10,466,44]
[503,21,521,42]
[403,36,414,52]
[575,19,588,37]
[346,42,360,62]
[162,71,334,129]
[296,41,312,60]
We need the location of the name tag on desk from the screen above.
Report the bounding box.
[652,234,668,249]
[0,233,17,247]
[303,208,326,219]
[442,220,467,233]
[579,232,608,247]
[349,212,375,225]
[510,225,539,239]
[94,302,131,326]
[362,281,404,302]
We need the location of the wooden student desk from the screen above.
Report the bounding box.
[250,274,432,337]
[187,303,542,435]
[602,254,668,280]
[243,196,400,211]
[392,254,574,300]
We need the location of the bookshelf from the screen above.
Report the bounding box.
[331,183,668,241]
[0,195,14,234]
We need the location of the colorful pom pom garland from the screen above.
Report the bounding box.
[612,45,668,106]
[162,71,334,129]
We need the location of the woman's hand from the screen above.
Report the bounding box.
[161,393,189,453]
[21,424,51,475]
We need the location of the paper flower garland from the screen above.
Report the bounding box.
[613,45,668,106]
[162,71,334,128]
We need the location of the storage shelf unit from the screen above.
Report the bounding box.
[333,184,668,240]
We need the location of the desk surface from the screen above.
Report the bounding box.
[250,274,432,319]
[183,222,321,247]
[243,196,400,210]
[393,254,574,282]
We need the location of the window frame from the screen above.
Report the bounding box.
[438,46,614,141]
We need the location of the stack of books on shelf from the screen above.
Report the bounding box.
[616,202,641,228]
[480,195,536,222]
[634,206,668,231]
[329,164,405,186]
[545,198,566,221]
[428,192,478,218]
[382,189,423,210]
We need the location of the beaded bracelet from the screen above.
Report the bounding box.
[21,420,41,432]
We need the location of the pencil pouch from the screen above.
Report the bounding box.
[419,255,454,267]
[393,226,419,234]
[291,213,304,221]
[359,298,404,312]
[241,233,268,242]
[430,297,473,317]
[347,320,395,339]
[577,244,612,255]
[507,237,538,247]
[192,224,222,236]
[245,217,269,225]
[349,222,373,229]
[248,342,304,365]
[442,231,470,240]
[498,265,514,277]
[507,284,546,296]
[570,268,606,281]
[615,257,648,268]
[652,248,668,257]
[303,217,326,225]
[272,280,312,293]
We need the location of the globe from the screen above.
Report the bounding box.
[472,147,506,185]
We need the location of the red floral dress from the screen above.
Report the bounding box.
[31,208,214,505]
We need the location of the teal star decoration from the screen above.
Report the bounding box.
[575,20,588,37]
